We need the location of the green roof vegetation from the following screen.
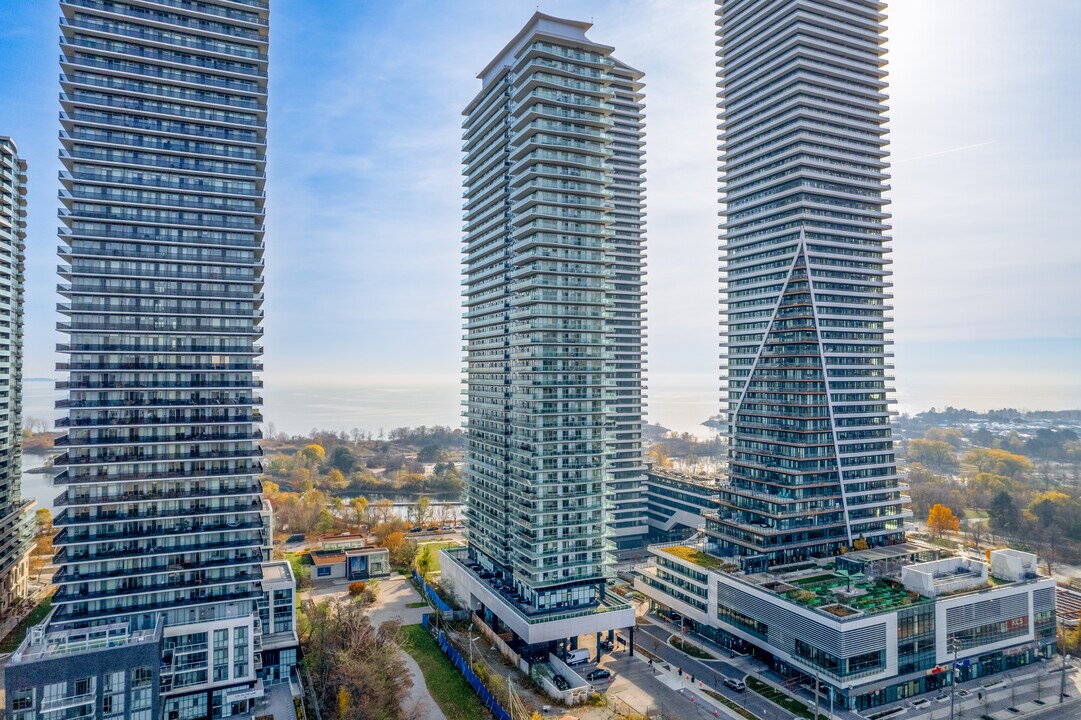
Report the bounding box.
[780,574,926,615]
[661,545,724,570]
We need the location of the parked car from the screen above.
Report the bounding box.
[723,678,746,692]
[599,640,614,652]
[586,669,612,682]
[552,675,569,690]
[565,648,590,666]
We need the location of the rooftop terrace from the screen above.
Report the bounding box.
[762,569,928,616]
[648,538,1047,620]
[660,544,728,571]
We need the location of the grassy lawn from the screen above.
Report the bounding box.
[399,624,489,720]
[0,596,53,653]
[417,541,461,574]
[703,689,761,720]
[670,636,717,660]
[747,677,826,720]
[406,601,429,608]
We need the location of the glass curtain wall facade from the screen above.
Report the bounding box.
[462,14,646,613]
[0,136,31,617]
[50,0,269,711]
[604,63,648,551]
[714,0,908,567]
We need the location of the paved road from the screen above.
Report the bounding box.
[878,660,1081,720]
[593,652,749,720]
[613,623,797,720]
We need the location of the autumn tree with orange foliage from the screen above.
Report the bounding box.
[927,503,961,538]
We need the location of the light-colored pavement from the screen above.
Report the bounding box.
[369,574,428,628]
[629,618,846,720]
[398,646,447,720]
[306,573,428,628]
[597,652,745,720]
[257,681,297,720]
[875,659,1081,720]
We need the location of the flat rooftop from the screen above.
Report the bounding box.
[659,544,731,571]
[649,539,1045,620]
[310,550,345,566]
[646,468,725,488]
[262,560,293,583]
[842,542,932,563]
[9,618,162,665]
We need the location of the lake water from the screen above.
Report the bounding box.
[20,454,56,514]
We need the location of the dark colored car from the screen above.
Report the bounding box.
[552,675,569,690]
[599,640,614,652]
[586,669,612,682]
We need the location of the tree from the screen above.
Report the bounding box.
[373,498,394,525]
[988,490,1020,534]
[328,495,344,516]
[436,502,456,529]
[417,545,433,578]
[299,443,326,468]
[316,509,336,534]
[647,444,672,468]
[925,427,964,448]
[907,439,960,474]
[34,508,53,536]
[1027,491,1071,529]
[321,468,347,491]
[852,536,869,551]
[927,504,960,538]
[382,531,416,569]
[416,444,443,463]
[383,530,406,554]
[413,496,432,528]
[301,597,412,719]
[329,446,358,474]
[963,518,986,550]
[963,448,1033,479]
[350,496,369,528]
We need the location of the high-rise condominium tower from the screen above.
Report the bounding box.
[451,14,642,644]
[0,136,31,618]
[4,2,294,719]
[712,0,909,568]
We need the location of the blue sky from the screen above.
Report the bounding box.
[1,0,1079,434]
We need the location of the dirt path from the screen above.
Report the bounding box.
[398,646,447,720]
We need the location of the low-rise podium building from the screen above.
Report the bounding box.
[635,539,1056,712]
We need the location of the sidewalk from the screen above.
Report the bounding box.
[870,659,1081,719]
[611,649,747,720]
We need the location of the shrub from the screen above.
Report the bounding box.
[348,581,367,597]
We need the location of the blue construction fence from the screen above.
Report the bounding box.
[413,570,453,613]
[422,613,513,720]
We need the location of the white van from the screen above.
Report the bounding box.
[565,648,590,666]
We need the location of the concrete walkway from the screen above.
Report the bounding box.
[398,647,447,720]
[369,574,428,628]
